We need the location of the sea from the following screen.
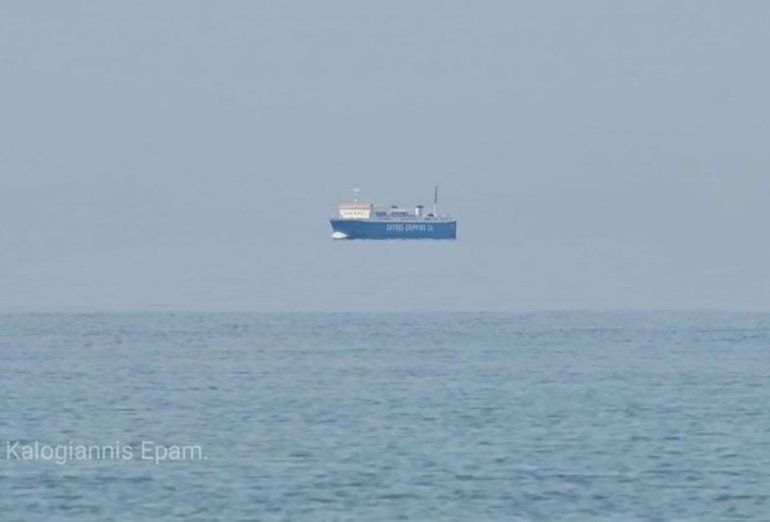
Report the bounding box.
[1,311,769,521]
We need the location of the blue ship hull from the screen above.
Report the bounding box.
[330,219,457,240]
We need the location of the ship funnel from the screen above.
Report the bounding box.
[415,204,423,217]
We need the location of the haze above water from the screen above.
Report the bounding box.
[1,1,769,312]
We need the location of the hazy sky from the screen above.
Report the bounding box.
[1,1,769,312]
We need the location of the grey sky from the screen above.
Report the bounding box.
[1,1,769,312]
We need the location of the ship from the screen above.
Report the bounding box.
[330,187,457,240]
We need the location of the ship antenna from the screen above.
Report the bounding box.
[353,187,360,203]
[433,185,438,215]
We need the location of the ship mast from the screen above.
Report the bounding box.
[433,186,438,215]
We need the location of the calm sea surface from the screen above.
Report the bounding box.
[1,312,769,521]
